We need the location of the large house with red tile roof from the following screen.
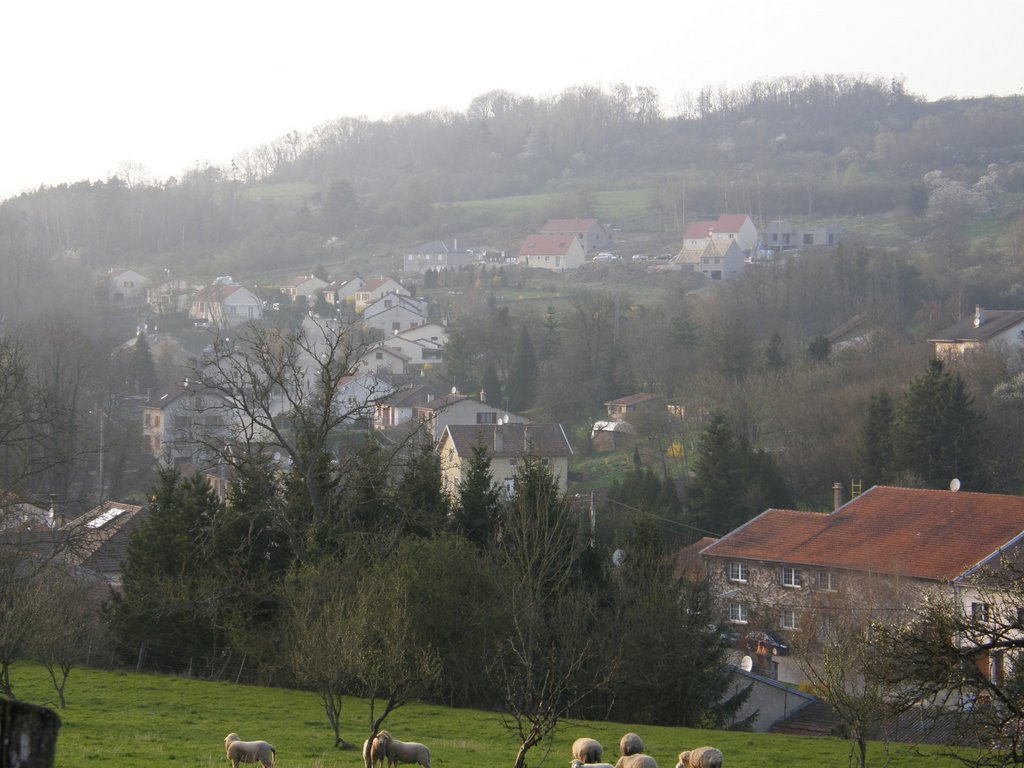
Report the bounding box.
[540,218,614,254]
[354,277,409,312]
[701,485,1024,683]
[515,233,586,271]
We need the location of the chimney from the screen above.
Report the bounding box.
[479,389,486,403]
[974,305,983,328]
[832,482,843,511]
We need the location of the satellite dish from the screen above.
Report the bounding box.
[273,452,281,462]
[611,549,625,567]
[451,386,457,395]
[950,478,961,492]
[740,655,754,672]
[502,414,510,424]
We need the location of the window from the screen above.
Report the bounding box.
[728,603,748,623]
[803,233,814,245]
[972,602,991,623]
[477,412,497,424]
[781,608,799,630]
[781,566,802,587]
[375,352,384,360]
[728,562,749,582]
[816,570,837,591]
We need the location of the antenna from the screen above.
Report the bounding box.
[950,478,961,492]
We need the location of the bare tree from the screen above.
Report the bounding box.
[490,456,613,768]
[30,564,96,709]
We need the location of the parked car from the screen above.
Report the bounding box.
[593,252,619,262]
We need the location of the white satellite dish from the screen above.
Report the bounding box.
[950,478,961,492]
[502,414,510,424]
[740,655,754,672]
[611,549,625,567]
[451,386,457,394]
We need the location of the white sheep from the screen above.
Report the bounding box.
[571,761,615,768]
[572,737,604,764]
[224,733,276,768]
[676,747,723,768]
[619,733,644,757]
[375,730,431,768]
[615,755,658,768]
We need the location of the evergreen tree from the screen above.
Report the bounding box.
[892,359,986,488]
[393,435,450,538]
[540,304,560,360]
[505,326,538,412]
[763,329,787,374]
[107,470,231,672]
[807,335,832,364]
[128,331,158,393]
[479,361,502,407]
[858,389,895,486]
[606,517,748,727]
[686,412,747,535]
[452,441,501,548]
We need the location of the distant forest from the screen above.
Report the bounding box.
[2,73,1023,316]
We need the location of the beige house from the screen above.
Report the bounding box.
[928,306,1024,362]
[322,277,365,307]
[142,379,231,466]
[283,275,328,305]
[438,422,573,498]
[700,485,1024,685]
[354,277,409,311]
[515,234,586,271]
[188,278,263,329]
[105,268,151,302]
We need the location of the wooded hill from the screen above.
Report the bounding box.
[2,73,1023,303]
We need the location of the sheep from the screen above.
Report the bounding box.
[614,755,658,768]
[572,737,604,764]
[571,761,615,768]
[676,747,723,768]
[224,733,276,768]
[374,730,431,768]
[619,733,644,757]
[369,733,389,768]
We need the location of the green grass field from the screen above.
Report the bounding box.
[10,663,967,767]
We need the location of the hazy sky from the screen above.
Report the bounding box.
[3,0,1020,201]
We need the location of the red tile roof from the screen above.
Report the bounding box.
[702,485,1024,581]
[541,218,600,233]
[605,392,661,407]
[714,214,752,234]
[518,234,577,257]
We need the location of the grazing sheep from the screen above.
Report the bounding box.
[571,761,615,768]
[619,733,644,757]
[374,730,431,768]
[224,733,276,768]
[572,737,604,764]
[676,748,723,768]
[614,755,658,768]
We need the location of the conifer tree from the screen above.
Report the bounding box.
[452,441,501,548]
[858,389,895,486]
[505,326,538,412]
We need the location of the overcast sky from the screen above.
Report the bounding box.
[2,0,1020,201]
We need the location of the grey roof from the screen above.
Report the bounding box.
[444,423,573,459]
[928,310,1024,343]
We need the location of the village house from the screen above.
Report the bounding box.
[282,275,328,306]
[105,268,151,303]
[414,394,528,441]
[334,372,395,426]
[396,322,448,347]
[353,342,411,376]
[354,277,409,312]
[188,277,263,329]
[321,277,365,307]
[371,334,443,371]
[438,422,573,498]
[700,484,1024,685]
[362,294,429,336]
[763,220,842,252]
[141,379,232,467]
[146,275,201,316]
[515,233,587,271]
[677,214,759,264]
[403,241,478,273]
[928,305,1024,363]
[540,218,614,254]
[591,392,664,451]
[375,384,447,430]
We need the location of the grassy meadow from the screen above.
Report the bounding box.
[10,663,969,768]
